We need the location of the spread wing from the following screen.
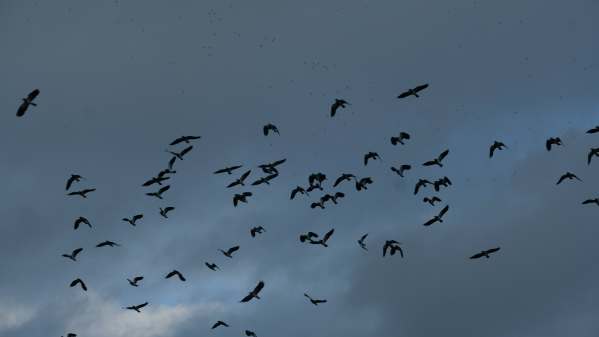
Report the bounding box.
[134,276,144,282]
[159,185,170,194]
[180,145,193,157]
[546,139,552,151]
[28,89,40,100]
[470,252,484,259]
[227,245,240,254]
[133,214,144,221]
[240,170,251,181]
[322,229,335,243]
[423,218,437,226]
[72,248,83,257]
[486,247,500,254]
[253,281,265,294]
[438,205,449,217]
[66,176,75,190]
[170,137,184,146]
[423,160,436,166]
[330,101,339,117]
[438,149,449,161]
[414,84,429,92]
[397,90,411,98]
[360,233,368,241]
[168,156,177,170]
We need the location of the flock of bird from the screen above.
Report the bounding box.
[14,86,599,337]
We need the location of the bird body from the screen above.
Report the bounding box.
[391,164,411,177]
[70,278,87,291]
[227,170,251,188]
[357,233,368,251]
[423,149,449,167]
[304,293,327,305]
[383,240,404,257]
[127,276,144,287]
[546,137,563,151]
[96,240,120,248]
[356,177,373,191]
[205,262,220,271]
[250,226,266,237]
[390,132,410,145]
[588,148,599,165]
[214,165,243,175]
[66,174,83,191]
[74,216,92,230]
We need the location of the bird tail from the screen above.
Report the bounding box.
[414,93,419,97]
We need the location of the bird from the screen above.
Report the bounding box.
[390,132,410,145]
[308,172,327,188]
[62,248,83,262]
[16,89,40,117]
[211,321,229,329]
[582,198,599,206]
[250,226,266,237]
[356,177,373,191]
[65,174,84,191]
[383,240,404,257]
[159,207,175,218]
[233,192,253,206]
[165,270,186,282]
[299,232,319,243]
[142,175,170,187]
[586,126,599,134]
[240,280,265,302]
[122,214,143,226]
[219,245,240,258]
[357,233,368,251]
[146,185,170,199]
[165,145,193,161]
[587,148,599,165]
[70,278,87,291]
[213,165,243,175]
[73,216,92,230]
[245,330,258,337]
[306,184,323,193]
[304,293,327,305]
[556,172,582,185]
[321,192,345,205]
[96,240,120,248]
[397,84,429,98]
[489,141,507,158]
[263,123,280,136]
[251,173,279,186]
[310,201,325,209]
[470,247,501,259]
[364,152,381,166]
[258,159,286,174]
[546,137,563,151]
[127,276,144,287]
[124,302,149,313]
[227,170,252,188]
[333,173,355,187]
[423,149,450,167]
[310,228,335,247]
[414,179,433,195]
[205,262,220,271]
[67,188,96,198]
[330,99,349,117]
[390,165,411,177]
[423,196,442,206]
[423,205,450,226]
[290,186,308,200]
[433,176,452,191]
[169,135,201,146]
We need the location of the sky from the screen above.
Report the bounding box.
[0,0,598,336]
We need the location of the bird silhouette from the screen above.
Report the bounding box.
[96,240,120,248]
[423,205,450,226]
[67,188,96,198]
[470,247,501,259]
[308,172,327,188]
[310,201,325,209]
[397,84,429,98]
[142,175,170,187]
[62,248,83,262]
[165,270,186,282]
[582,198,599,206]
[227,170,252,188]
[127,276,144,287]
[546,137,563,151]
[309,229,335,247]
[556,172,582,185]
[65,174,84,191]
[146,185,170,199]
[70,278,87,291]
[290,186,308,199]
[390,132,411,145]
[423,149,450,167]
[122,214,143,226]
[245,330,258,337]
[414,179,433,195]
[219,245,240,258]
[489,141,507,158]
[250,226,266,237]
[251,173,279,186]
[357,233,368,251]
[73,216,92,230]
[258,159,286,174]
[423,196,442,206]
[356,177,373,191]
[159,207,175,218]
[16,89,40,117]
[124,302,149,313]
[587,148,599,165]
[205,262,220,271]
[211,321,229,329]
[433,176,452,191]
[364,152,381,166]
[304,293,327,305]
[330,99,349,117]
[233,192,252,206]
[390,164,411,177]
[333,173,355,187]
[157,168,176,178]
[240,281,265,302]
[586,126,599,134]
[169,135,201,146]
[166,145,193,160]
[214,165,243,175]
[263,123,280,136]
[383,240,404,257]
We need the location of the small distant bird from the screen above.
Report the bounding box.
[166,145,193,161]
[62,248,83,262]
[159,207,175,218]
[330,99,349,117]
[586,126,599,134]
[146,185,170,199]
[263,123,279,136]
[556,172,582,185]
[311,228,335,247]
[414,179,433,195]
[227,170,252,188]
[390,132,410,145]
[96,240,120,248]
[205,262,220,271]
[211,321,229,329]
[390,165,411,177]
[587,148,599,165]
[213,165,243,175]
[258,159,287,174]
[356,177,373,191]
[169,135,201,146]
[397,84,429,99]
[233,192,252,206]
[122,214,143,226]
[142,175,170,187]
[310,201,325,209]
[364,152,381,166]
[546,137,563,151]
[67,188,96,198]
[219,246,240,258]
[299,232,319,243]
[423,196,442,206]
[250,226,266,237]
[240,281,265,302]
[423,205,450,226]
[423,149,450,167]
[489,141,507,158]
[357,233,368,251]
[245,330,258,337]
[165,270,186,282]
[124,302,148,313]
[383,240,404,257]
[333,173,355,187]
[470,247,501,259]
[290,186,308,200]
[70,278,87,291]
[251,173,279,186]
[308,172,327,187]
[65,174,84,191]
[433,176,452,191]
[326,192,345,204]
[127,276,144,287]
[582,198,599,206]
[74,216,92,230]
[16,89,40,117]
[304,293,327,305]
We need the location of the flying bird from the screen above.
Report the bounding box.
[213,165,243,175]
[219,245,240,258]
[165,270,186,282]
[489,141,507,158]
[16,89,40,117]
[470,247,501,259]
[290,186,308,200]
[127,276,144,287]
[169,135,201,146]
[304,293,327,305]
[250,226,266,237]
[258,159,286,174]
[233,192,253,206]
[330,99,349,117]
[159,207,175,218]
[211,321,229,329]
[62,248,83,262]
[157,168,176,178]
[251,173,279,186]
[70,278,87,291]
[397,84,429,99]
[390,164,411,177]
[96,240,120,248]
[356,177,373,191]
[423,149,450,167]
[423,205,450,226]
[587,148,599,165]
[546,137,563,151]
[67,188,96,198]
[310,228,335,247]
[414,179,433,195]
[122,214,143,226]
[240,281,265,302]
[357,233,368,251]
[556,172,582,185]
[146,185,170,199]
[423,196,442,206]
[333,173,355,187]
[142,175,170,187]
[124,302,149,313]
[364,152,381,166]
[227,170,252,188]
[383,240,404,257]
[166,145,193,160]
[65,174,84,191]
[308,172,327,188]
[390,132,410,145]
[582,198,599,206]
[433,176,452,191]
[205,262,220,271]
[73,216,91,230]
[310,201,325,209]
[263,123,280,136]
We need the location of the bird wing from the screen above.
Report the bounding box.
[397,90,411,98]
[414,84,429,92]
[180,145,193,157]
[556,175,566,185]
[322,229,335,243]
[66,176,75,190]
[489,145,495,158]
[438,149,449,161]
[159,185,170,194]
[137,302,149,309]
[470,252,484,259]
[72,248,83,257]
[16,102,28,116]
[422,160,435,166]
[134,276,144,282]
[253,281,265,294]
[423,218,436,226]
[134,214,144,221]
[165,271,176,279]
[546,139,552,151]
[227,246,240,254]
[240,170,251,181]
[271,159,287,167]
[330,101,340,117]
[439,205,449,217]
[486,247,501,254]
[168,156,176,170]
[169,137,184,146]
[240,293,254,302]
[360,233,368,241]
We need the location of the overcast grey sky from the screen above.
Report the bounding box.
[0,0,598,336]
